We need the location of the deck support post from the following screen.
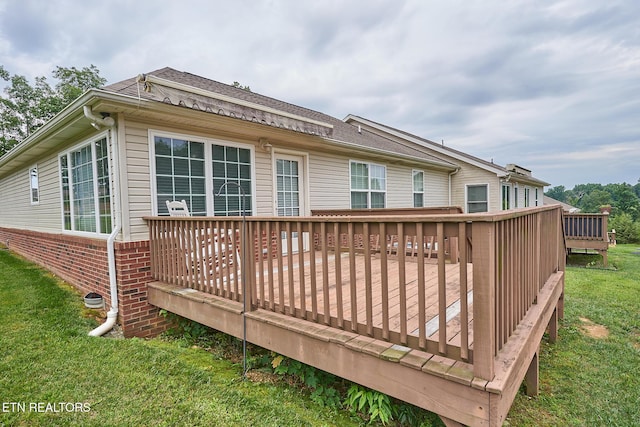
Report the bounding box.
[525,347,539,397]
[547,307,558,344]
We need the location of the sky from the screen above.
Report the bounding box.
[0,0,638,189]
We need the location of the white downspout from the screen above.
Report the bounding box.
[448,167,461,206]
[84,106,121,337]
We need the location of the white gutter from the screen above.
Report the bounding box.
[85,106,121,337]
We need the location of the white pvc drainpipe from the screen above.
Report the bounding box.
[83,106,121,337]
[448,167,460,206]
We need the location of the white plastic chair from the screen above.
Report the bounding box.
[166,200,191,217]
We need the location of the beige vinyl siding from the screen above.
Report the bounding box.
[305,156,451,211]
[254,149,273,215]
[0,155,66,233]
[451,167,499,212]
[424,169,449,206]
[122,121,153,241]
[307,151,350,210]
[0,168,32,230]
[386,164,410,208]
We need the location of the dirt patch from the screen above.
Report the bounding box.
[632,332,640,351]
[579,317,609,339]
[245,370,281,384]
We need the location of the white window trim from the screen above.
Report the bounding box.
[412,169,425,208]
[465,183,490,213]
[271,149,310,216]
[501,182,511,210]
[514,184,519,209]
[349,160,387,209]
[524,186,531,207]
[148,129,257,216]
[535,188,540,206]
[29,164,39,205]
[58,131,113,237]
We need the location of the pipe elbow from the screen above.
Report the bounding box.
[83,105,115,128]
[88,310,118,337]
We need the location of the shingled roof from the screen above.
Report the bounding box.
[102,67,456,169]
[344,114,550,187]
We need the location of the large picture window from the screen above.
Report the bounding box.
[155,136,206,216]
[59,136,112,233]
[152,133,253,216]
[467,184,488,213]
[350,161,386,209]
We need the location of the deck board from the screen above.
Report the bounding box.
[251,250,474,348]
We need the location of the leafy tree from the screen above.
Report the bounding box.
[0,65,106,157]
[605,183,640,221]
[578,189,612,213]
[609,213,640,244]
[231,81,251,91]
[545,185,567,202]
[53,65,106,105]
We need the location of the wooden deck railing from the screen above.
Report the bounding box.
[146,205,565,381]
[562,212,609,265]
[563,212,608,242]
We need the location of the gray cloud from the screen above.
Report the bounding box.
[0,0,638,188]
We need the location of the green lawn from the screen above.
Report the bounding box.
[507,244,640,426]
[0,248,359,427]
[1,245,638,426]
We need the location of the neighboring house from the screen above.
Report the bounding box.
[0,67,548,337]
[344,115,549,213]
[543,195,581,213]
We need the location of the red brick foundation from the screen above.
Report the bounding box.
[0,227,169,337]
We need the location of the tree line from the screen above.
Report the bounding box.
[0,64,106,157]
[546,182,640,243]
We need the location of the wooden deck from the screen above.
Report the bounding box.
[145,206,566,426]
[563,212,610,266]
[251,252,474,352]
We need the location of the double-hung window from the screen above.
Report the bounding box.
[59,135,112,233]
[152,133,253,216]
[350,161,386,209]
[501,183,511,210]
[413,170,424,207]
[467,184,488,213]
[524,187,531,207]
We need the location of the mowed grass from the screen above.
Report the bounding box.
[507,244,640,426]
[2,245,639,426]
[0,248,358,427]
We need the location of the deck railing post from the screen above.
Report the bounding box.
[556,208,566,320]
[472,220,496,381]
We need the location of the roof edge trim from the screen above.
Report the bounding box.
[140,74,334,130]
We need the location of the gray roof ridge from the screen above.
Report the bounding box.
[345,114,509,172]
[101,67,459,169]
